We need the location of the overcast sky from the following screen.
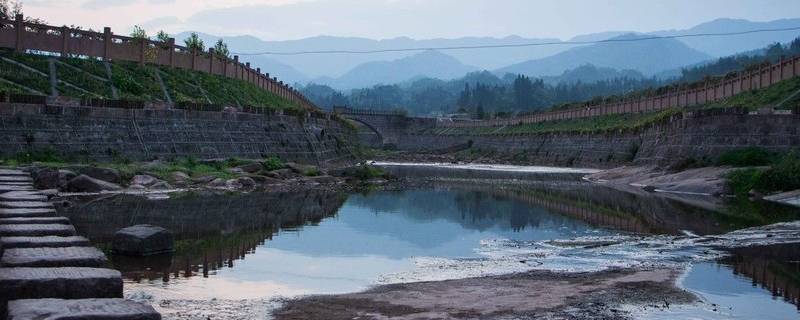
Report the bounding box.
[23,0,800,41]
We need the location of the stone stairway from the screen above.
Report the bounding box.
[0,168,160,319]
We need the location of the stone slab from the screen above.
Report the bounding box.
[0,191,48,202]
[1,246,108,267]
[0,224,76,237]
[0,216,70,225]
[0,176,32,182]
[0,182,34,186]
[7,298,160,320]
[0,208,57,218]
[1,236,90,248]
[0,169,27,176]
[0,268,122,305]
[0,201,54,209]
[0,185,34,192]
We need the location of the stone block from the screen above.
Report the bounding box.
[0,201,54,209]
[1,236,90,248]
[1,247,108,267]
[0,191,48,202]
[0,224,76,237]
[0,267,122,307]
[7,298,160,320]
[112,225,174,256]
[0,216,70,225]
[67,175,122,192]
[0,208,57,218]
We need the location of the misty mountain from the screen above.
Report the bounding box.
[495,33,711,77]
[314,51,478,90]
[653,18,800,58]
[540,64,645,85]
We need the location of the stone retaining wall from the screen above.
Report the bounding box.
[0,103,356,165]
[393,111,800,168]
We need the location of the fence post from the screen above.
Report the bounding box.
[208,48,215,73]
[103,27,111,61]
[61,26,69,57]
[14,14,23,53]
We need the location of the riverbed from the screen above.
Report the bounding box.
[58,164,800,319]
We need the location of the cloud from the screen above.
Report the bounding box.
[81,0,136,9]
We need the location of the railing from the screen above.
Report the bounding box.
[0,14,318,111]
[333,106,407,116]
[441,55,800,128]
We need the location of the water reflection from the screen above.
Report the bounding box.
[720,243,800,309]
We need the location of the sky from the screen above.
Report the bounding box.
[21,0,800,41]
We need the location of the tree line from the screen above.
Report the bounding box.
[302,36,800,118]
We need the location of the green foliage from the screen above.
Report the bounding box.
[303,168,321,177]
[130,25,147,40]
[155,30,171,44]
[727,152,800,195]
[12,147,64,164]
[213,39,230,58]
[261,156,284,171]
[716,147,773,167]
[184,32,205,52]
[351,164,385,180]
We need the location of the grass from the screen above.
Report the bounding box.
[0,50,301,111]
[726,152,800,195]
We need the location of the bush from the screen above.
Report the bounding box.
[351,164,385,180]
[14,147,64,164]
[727,152,800,195]
[716,147,773,167]
[261,156,284,171]
[727,168,762,195]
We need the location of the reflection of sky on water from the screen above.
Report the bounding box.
[127,189,606,300]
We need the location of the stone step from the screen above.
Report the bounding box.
[0,268,122,307]
[0,201,54,209]
[0,169,28,176]
[0,176,32,182]
[1,246,107,267]
[0,216,70,225]
[0,182,34,186]
[7,298,160,320]
[1,236,91,248]
[0,208,57,218]
[0,185,34,192]
[0,191,48,202]
[0,224,77,237]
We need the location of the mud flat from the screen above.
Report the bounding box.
[274,268,695,320]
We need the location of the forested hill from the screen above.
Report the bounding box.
[302,36,800,117]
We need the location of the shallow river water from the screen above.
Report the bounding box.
[60,164,800,319]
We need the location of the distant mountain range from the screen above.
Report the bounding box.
[495,33,711,77]
[174,17,800,89]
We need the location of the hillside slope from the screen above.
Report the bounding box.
[0,50,298,110]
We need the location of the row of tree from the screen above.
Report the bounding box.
[302,36,800,117]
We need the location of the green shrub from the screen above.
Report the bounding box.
[757,152,800,192]
[14,147,64,164]
[261,156,284,171]
[727,168,763,195]
[303,168,321,177]
[352,164,385,180]
[716,147,773,167]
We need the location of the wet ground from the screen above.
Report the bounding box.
[57,164,800,319]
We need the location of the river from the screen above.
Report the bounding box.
[59,164,800,320]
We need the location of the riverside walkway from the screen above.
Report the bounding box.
[0,168,160,319]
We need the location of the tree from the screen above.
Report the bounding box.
[476,103,486,120]
[130,25,147,40]
[184,32,205,52]
[213,39,230,58]
[513,75,533,108]
[0,0,45,26]
[155,30,170,43]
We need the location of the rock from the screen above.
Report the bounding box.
[37,189,59,197]
[1,247,107,267]
[67,166,121,184]
[366,178,388,185]
[112,224,175,256]
[130,175,158,187]
[193,175,216,184]
[286,162,318,175]
[244,174,285,185]
[0,268,122,310]
[170,171,191,185]
[225,177,256,191]
[236,162,263,173]
[748,189,764,199]
[7,298,160,320]
[128,184,146,191]
[309,175,340,184]
[226,167,245,174]
[67,175,122,192]
[149,181,173,190]
[642,185,657,192]
[33,169,75,190]
[268,168,296,179]
[207,178,227,188]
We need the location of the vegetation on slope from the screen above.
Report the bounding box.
[0,50,299,110]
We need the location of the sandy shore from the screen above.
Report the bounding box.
[273,268,695,320]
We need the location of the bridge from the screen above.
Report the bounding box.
[333,107,437,148]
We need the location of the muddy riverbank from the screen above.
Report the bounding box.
[274,268,694,320]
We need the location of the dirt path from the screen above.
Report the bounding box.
[273,268,695,320]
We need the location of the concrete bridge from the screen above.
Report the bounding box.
[333,107,438,148]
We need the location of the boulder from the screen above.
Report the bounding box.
[225,177,256,191]
[170,172,191,185]
[244,174,285,185]
[67,166,121,184]
[236,162,263,174]
[112,225,174,256]
[66,175,122,193]
[149,181,173,190]
[193,175,216,184]
[285,162,318,174]
[33,169,75,190]
[130,175,157,187]
[309,175,340,184]
[207,178,227,188]
[127,184,146,191]
[268,168,296,180]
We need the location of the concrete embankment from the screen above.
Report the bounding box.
[0,168,160,319]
